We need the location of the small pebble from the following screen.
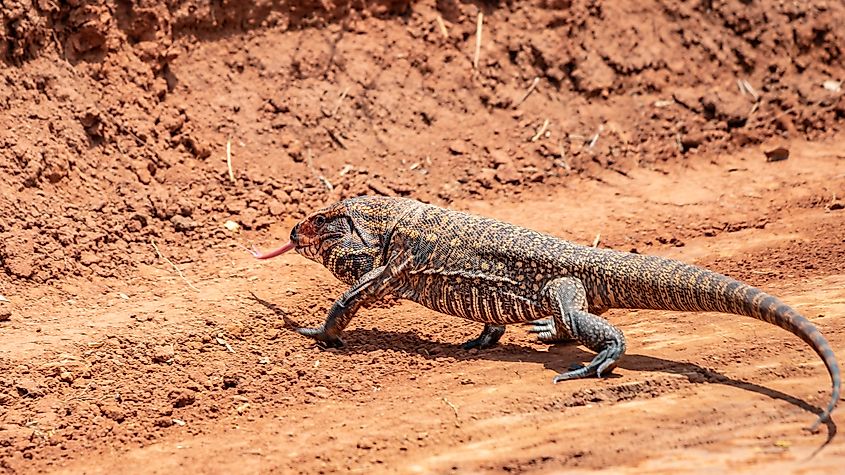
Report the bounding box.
[764,147,789,162]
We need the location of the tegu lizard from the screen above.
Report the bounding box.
[249,196,840,431]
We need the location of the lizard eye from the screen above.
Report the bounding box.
[313,214,326,227]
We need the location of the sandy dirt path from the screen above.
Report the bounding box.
[2,141,843,474]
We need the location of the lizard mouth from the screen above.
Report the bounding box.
[245,223,334,262]
[297,244,320,260]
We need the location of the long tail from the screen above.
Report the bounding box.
[596,251,841,431]
[736,287,841,432]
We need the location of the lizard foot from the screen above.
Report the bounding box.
[295,326,345,349]
[552,338,624,382]
[526,319,575,344]
[462,324,505,350]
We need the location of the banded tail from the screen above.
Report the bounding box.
[731,284,841,431]
[598,252,841,431]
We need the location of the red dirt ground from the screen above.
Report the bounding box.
[1,1,844,473]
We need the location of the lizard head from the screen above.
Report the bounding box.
[250,196,405,285]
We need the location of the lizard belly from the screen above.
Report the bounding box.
[400,275,546,325]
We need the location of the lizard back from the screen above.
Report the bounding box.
[387,200,581,325]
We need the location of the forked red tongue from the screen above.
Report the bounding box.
[248,241,295,260]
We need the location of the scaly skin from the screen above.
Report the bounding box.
[252,196,840,431]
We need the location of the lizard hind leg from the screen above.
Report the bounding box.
[462,323,506,350]
[544,277,627,381]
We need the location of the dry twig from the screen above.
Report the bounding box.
[435,15,449,38]
[338,164,354,177]
[306,149,334,191]
[557,140,572,171]
[515,77,540,108]
[473,12,483,70]
[442,397,459,418]
[530,119,550,142]
[215,336,235,353]
[592,233,601,248]
[150,239,200,292]
[226,139,235,183]
[331,87,351,116]
[325,126,347,150]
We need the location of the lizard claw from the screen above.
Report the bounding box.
[525,318,552,329]
[461,324,505,350]
[295,326,345,348]
[526,319,575,344]
[553,340,623,382]
[526,319,557,342]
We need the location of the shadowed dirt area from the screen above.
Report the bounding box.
[1,1,844,473]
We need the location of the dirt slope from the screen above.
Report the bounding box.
[1,0,843,283]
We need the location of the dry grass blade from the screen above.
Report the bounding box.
[443,397,459,418]
[435,14,448,38]
[588,124,604,149]
[226,139,235,183]
[306,148,334,191]
[737,78,760,102]
[557,140,572,171]
[150,239,200,292]
[531,119,550,142]
[592,233,601,248]
[331,87,350,116]
[515,77,540,108]
[473,12,483,70]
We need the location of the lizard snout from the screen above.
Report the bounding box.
[290,223,300,243]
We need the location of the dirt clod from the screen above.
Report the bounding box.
[98,403,127,423]
[154,417,174,428]
[765,147,790,162]
[222,375,240,389]
[305,386,331,399]
[152,344,176,364]
[171,215,198,233]
[14,379,43,399]
[169,389,197,408]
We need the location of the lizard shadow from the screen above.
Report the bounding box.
[247,292,835,448]
[338,328,837,446]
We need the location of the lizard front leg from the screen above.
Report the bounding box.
[296,253,411,347]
